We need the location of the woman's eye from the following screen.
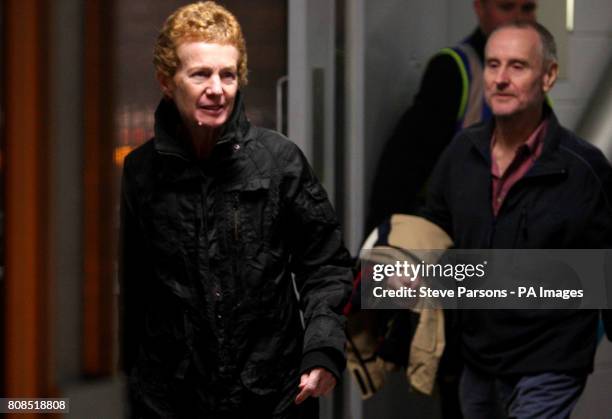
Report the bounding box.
[191,70,210,79]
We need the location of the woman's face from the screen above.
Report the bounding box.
[160,42,240,130]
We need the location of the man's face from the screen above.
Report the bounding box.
[484,27,557,119]
[159,42,239,130]
[475,0,537,35]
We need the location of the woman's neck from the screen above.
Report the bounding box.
[181,122,221,160]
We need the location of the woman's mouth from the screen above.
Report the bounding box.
[199,104,225,115]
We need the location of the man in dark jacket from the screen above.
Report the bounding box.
[422,21,612,418]
[119,2,352,418]
[365,4,537,418]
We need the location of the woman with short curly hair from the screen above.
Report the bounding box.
[120,2,352,417]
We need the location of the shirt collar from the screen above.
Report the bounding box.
[490,118,548,157]
[523,119,548,155]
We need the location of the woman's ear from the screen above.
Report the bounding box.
[157,72,174,99]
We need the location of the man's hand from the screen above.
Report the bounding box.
[387,272,421,309]
[295,367,336,405]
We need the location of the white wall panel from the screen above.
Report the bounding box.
[574,0,612,33]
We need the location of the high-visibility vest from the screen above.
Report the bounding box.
[437,42,492,132]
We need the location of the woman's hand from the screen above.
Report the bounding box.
[295,367,336,404]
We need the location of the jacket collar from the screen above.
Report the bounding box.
[152,91,251,184]
[153,90,250,161]
[468,103,567,176]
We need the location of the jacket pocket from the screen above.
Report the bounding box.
[519,206,569,248]
[304,183,336,224]
[240,329,300,395]
[227,178,273,256]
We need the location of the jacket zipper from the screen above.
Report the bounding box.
[201,181,209,256]
[233,194,239,241]
[491,169,565,247]
[195,181,207,296]
[521,207,528,242]
[512,206,528,247]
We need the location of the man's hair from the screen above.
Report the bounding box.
[153,1,248,86]
[491,20,557,65]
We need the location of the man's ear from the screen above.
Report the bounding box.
[157,72,174,99]
[542,61,558,94]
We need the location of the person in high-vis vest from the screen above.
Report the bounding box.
[365,2,537,419]
[367,0,538,233]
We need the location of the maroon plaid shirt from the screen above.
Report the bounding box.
[490,119,548,216]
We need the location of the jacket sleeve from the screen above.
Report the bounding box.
[281,144,353,379]
[418,144,454,238]
[118,157,148,375]
[585,181,612,341]
[582,155,612,341]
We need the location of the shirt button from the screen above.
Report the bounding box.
[217,314,222,319]
[233,143,241,151]
[215,291,221,298]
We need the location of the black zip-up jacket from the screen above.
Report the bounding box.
[119,94,352,417]
[422,105,612,376]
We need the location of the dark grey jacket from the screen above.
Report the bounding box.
[422,105,612,376]
[120,93,352,417]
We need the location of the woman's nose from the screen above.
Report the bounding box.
[206,75,222,95]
